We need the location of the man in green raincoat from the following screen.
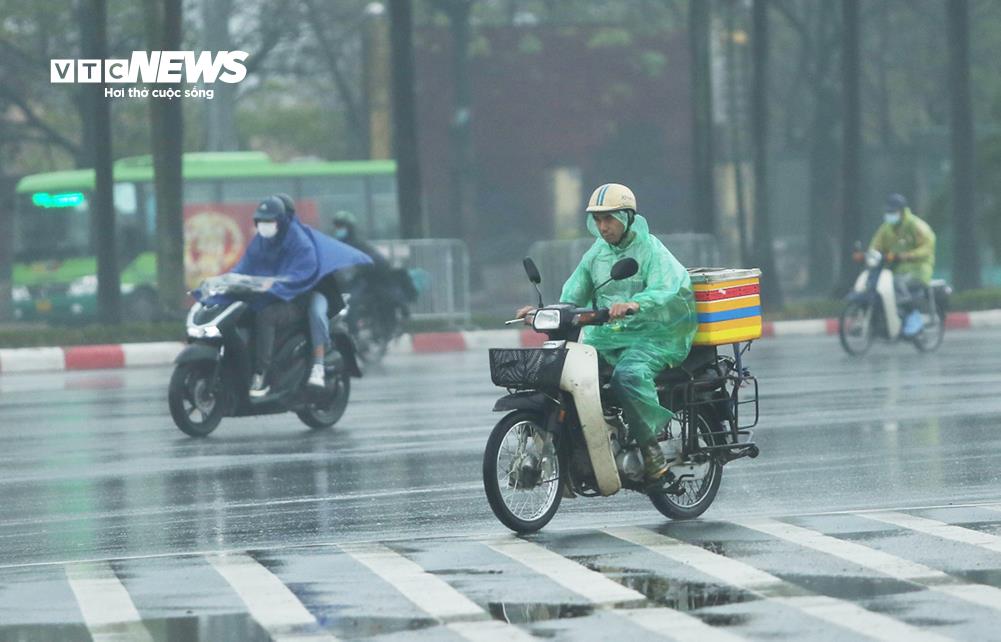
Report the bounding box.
[520,183,698,479]
[867,193,936,336]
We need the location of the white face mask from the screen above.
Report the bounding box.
[257,221,278,239]
[884,212,901,226]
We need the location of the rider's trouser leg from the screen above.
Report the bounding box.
[608,347,673,447]
[254,301,303,374]
[308,292,331,364]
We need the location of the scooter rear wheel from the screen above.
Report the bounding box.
[483,411,563,533]
[839,301,874,356]
[297,372,351,429]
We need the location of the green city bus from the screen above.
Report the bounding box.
[12,152,397,322]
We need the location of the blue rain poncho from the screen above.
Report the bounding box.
[227,209,372,307]
[559,212,697,445]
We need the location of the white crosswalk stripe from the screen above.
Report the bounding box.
[208,553,336,641]
[14,508,1001,640]
[734,517,1001,613]
[339,542,536,641]
[486,536,645,605]
[64,561,154,642]
[486,536,746,641]
[861,511,1001,554]
[605,525,955,642]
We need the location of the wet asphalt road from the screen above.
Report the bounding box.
[1,330,1000,640]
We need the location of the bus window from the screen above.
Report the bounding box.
[14,192,92,262]
[301,176,366,236]
[368,175,399,239]
[184,180,218,205]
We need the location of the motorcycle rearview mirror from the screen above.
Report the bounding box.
[610,258,639,281]
[523,258,541,284]
[591,258,640,310]
[523,257,544,307]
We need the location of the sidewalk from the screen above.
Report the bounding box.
[1,310,999,374]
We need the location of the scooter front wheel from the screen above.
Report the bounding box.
[839,301,874,356]
[483,411,563,533]
[169,362,225,437]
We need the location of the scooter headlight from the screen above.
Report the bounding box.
[532,309,562,331]
[187,325,221,339]
[865,250,882,268]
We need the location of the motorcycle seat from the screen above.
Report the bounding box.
[655,345,719,386]
[598,345,719,386]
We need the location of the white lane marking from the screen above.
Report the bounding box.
[340,543,536,642]
[617,607,746,642]
[339,542,485,621]
[64,561,154,642]
[736,518,1001,613]
[208,553,335,641]
[861,511,1001,554]
[605,526,953,642]
[487,536,645,605]
[0,347,65,373]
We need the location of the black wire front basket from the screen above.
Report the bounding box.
[489,348,567,390]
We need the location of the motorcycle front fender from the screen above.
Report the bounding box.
[493,391,551,413]
[174,342,222,366]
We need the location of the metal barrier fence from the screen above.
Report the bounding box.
[371,238,471,322]
[527,233,722,303]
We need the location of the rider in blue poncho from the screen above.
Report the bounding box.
[232,195,372,396]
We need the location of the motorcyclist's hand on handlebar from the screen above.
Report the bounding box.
[609,302,639,319]
[885,252,896,264]
[515,305,535,319]
[852,251,865,263]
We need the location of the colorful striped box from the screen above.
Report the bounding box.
[689,268,763,346]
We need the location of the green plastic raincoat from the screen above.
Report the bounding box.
[868,207,936,284]
[559,213,698,445]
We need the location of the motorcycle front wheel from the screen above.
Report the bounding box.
[483,410,563,533]
[649,407,723,520]
[168,362,226,437]
[839,300,874,356]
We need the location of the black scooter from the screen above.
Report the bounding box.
[168,274,361,437]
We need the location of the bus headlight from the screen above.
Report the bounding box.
[68,275,98,297]
[12,286,30,302]
[532,309,561,331]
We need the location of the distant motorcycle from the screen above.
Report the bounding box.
[347,267,418,365]
[839,248,951,356]
[482,257,760,533]
[169,274,361,437]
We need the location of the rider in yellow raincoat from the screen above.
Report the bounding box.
[560,183,698,479]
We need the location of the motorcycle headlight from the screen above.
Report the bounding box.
[532,309,562,331]
[187,325,221,339]
[865,250,881,269]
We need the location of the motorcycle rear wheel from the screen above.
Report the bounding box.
[649,407,723,520]
[297,372,351,429]
[483,410,563,533]
[169,362,225,437]
[839,301,874,356]
[913,308,946,353]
